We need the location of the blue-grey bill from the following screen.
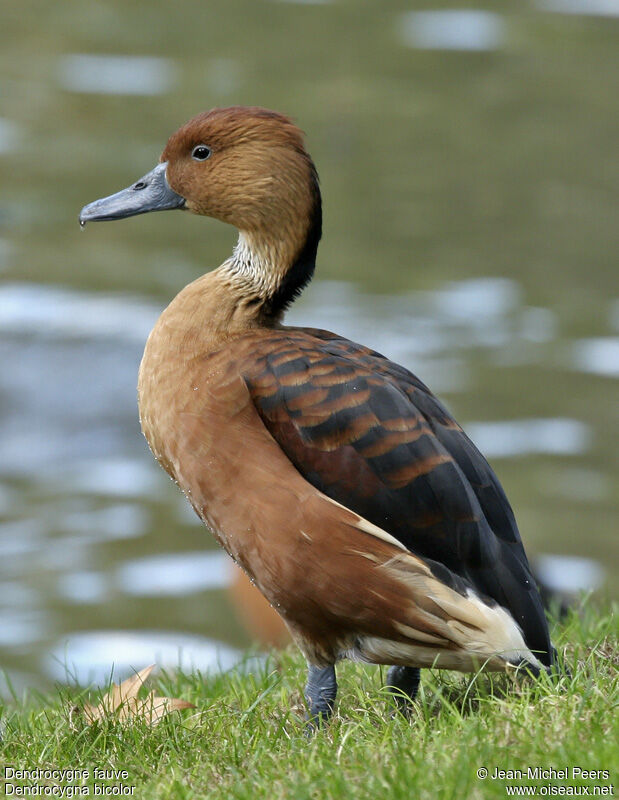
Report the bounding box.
[79,162,185,226]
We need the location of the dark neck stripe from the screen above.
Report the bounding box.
[262,166,322,319]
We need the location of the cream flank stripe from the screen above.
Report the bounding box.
[324,494,541,668]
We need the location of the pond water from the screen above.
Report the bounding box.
[0,0,617,692]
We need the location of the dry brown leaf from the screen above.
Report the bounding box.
[74,664,195,727]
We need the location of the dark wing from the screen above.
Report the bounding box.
[242,328,553,666]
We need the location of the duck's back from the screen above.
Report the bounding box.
[235,326,553,667]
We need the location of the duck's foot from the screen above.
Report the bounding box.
[304,664,337,731]
[386,665,421,715]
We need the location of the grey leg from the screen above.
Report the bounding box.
[386,665,421,713]
[305,664,337,728]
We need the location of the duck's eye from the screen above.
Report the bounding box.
[192,145,212,161]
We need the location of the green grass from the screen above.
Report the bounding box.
[1,604,617,800]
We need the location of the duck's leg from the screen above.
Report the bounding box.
[386,665,421,714]
[305,663,337,728]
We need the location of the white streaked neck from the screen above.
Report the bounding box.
[221,231,299,300]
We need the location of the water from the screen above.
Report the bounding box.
[398,11,506,52]
[570,338,619,378]
[537,0,619,17]
[57,55,177,96]
[46,631,241,686]
[0,0,617,690]
[117,551,231,597]
[464,418,591,459]
[0,119,20,156]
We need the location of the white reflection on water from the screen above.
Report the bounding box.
[397,10,506,52]
[570,337,619,378]
[0,519,45,558]
[57,55,177,96]
[117,551,230,597]
[535,555,604,594]
[56,457,164,499]
[536,0,619,17]
[0,289,164,488]
[434,277,519,322]
[58,571,108,605]
[59,503,148,541]
[43,534,90,572]
[46,630,241,685]
[0,610,49,648]
[463,418,591,458]
[0,283,157,341]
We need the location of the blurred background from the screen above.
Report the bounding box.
[0,0,617,693]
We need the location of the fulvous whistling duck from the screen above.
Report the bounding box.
[80,107,556,724]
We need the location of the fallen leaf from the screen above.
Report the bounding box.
[72,665,195,727]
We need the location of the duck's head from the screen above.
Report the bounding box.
[80,107,322,315]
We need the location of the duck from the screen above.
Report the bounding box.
[80,106,555,724]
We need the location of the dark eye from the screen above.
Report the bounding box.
[192,145,211,161]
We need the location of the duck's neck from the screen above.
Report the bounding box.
[156,168,322,350]
[220,176,322,324]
